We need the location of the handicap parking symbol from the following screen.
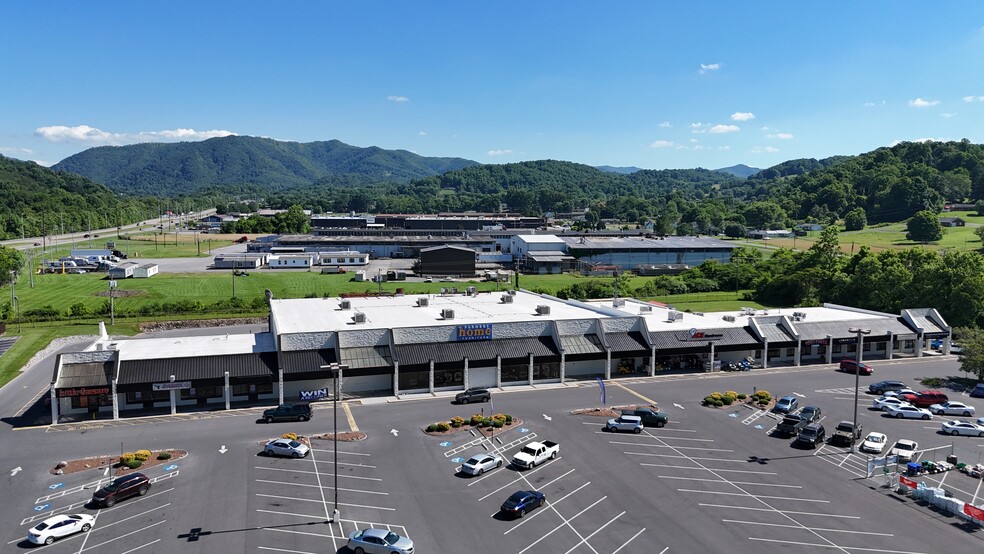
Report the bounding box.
[164,464,178,471]
[34,504,50,512]
[451,457,464,463]
[48,482,64,490]
[754,424,764,430]
[729,413,738,418]
[519,427,529,433]
[439,441,452,447]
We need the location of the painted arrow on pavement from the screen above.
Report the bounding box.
[218,445,228,454]
[793,393,806,398]
[10,467,21,477]
[390,429,399,436]
[673,403,685,410]
[542,414,552,421]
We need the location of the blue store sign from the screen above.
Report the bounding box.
[457,323,493,341]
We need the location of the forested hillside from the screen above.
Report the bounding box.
[52,136,479,196]
[0,155,158,239]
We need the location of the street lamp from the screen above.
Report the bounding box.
[321,362,349,523]
[848,327,871,454]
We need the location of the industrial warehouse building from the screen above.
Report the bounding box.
[419,245,478,276]
[49,290,953,422]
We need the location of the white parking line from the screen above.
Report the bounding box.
[265,527,337,540]
[609,441,734,452]
[659,476,801,488]
[258,546,318,554]
[256,509,329,520]
[699,503,860,519]
[563,510,624,554]
[516,497,606,554]
[96,503,171,530]
[631,453,749,463]
[119,539,161,554]
[308,449,371,456]
[639,463,776,475]
[501,484,594,534]
[477,461,568,501]
[256,493,395,511]
[748,537,929,553]
[255,466,382,482]
[77,520,166,552]
[600,433,715,442]
[611,528,648,554]
[677,489,830,503]
[724,519,892,536]
[255,478,388,496]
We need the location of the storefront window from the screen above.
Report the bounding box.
[398,370,429,390]
[180,386,221,400]
[501,362,529,382]
[846,343,857,353]
[533,362,560,380]
[233,383,273,396]
[785,348,795,357]
[833,345,842,353]
[767,349,779,360]
[434,368,464,388]
[818,345,826,355]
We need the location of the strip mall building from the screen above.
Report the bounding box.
[50,290,953,422]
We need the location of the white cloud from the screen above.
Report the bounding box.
[767,132,794,140]
[692,145,705,150]
[908,97,940,108]
[0,146,33,154]
[888,137,943,146]
[718,146,731,150]
[864,100,886,107]
[699,63,721,73]
[387,95,409,103]
[709,124,740,134]
[35,125,236,145]
[964,95,984,103]
[940,113,956,118]
[751,146,780,153]
[689,138,699,143]
[649,140,675,149]
[658,121,672,128]
[487,149,513,156]
[730,112,755,121]
[418,131,427,136]
[690,122,709,133]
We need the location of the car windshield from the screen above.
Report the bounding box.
[802,429,817,436]
[895,442,914,451]
[868,435,884,443]
[288,440,302,448]
[384,532,401,545]
[34,522,49,530]
[836,424,853,432]
[507,491,528,503]
[465,457,481,465]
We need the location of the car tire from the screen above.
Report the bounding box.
[519,508,527,518]
[895,413,903,418]
[922,414,930,420]
[979,432,984,437]
[952,430,959,436]
[496,460,502,468]
[104,497,116,507]
[266,416,274,423]
[964,412,972,417]
[461,398,469,404]
[477,468,484,476]
[550,451,557,460]
[293,452,301,458]
[45,536,55,545]
[138,486,149,496]
[81,523,91,532]
[354,548,365,554]
[484,396,490,402]
[605,426,613,432]
[298,415,308,422]
[656,421,665,428]
[265,449,274,457]
[539,498,545,507]
[633,427,641,434]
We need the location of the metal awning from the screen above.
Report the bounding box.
[55,361,114,390]
[280,349,338,380]
[118,352,278,388]
[793,318,914,342]
[606,332,650,353]
[559,334,604,355]
[340,345,393,370]
[394,336,559,366]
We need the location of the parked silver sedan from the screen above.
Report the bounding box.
[264,438,310,458]
[347,528,414,554]
[929,401,976,417]
[460,453,503,476]
[941,420,984,437]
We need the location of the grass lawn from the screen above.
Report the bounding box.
[740,218,983,254]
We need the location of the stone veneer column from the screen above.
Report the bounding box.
[463,357,469,389]
[559,353,566,384]
[761,339,769,369]
[278,367,284,405]
[709,342,715,372]
[528,353,534,384]
[649,347,656,377]
[825,335,833,364]
[916,332,924,358]
[794,341,802,366]
[393,361,400,396]
[886,332,894,361]
[496,356,502,387]
[429,360,435,393]
[111,379,119,420]
[604,350,611,380]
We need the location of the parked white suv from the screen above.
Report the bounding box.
[606,415,643,433]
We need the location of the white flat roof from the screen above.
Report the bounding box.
[584,299,892,331]
[271,290,608,334]
[516,234,566,244]
[112,332,276,361]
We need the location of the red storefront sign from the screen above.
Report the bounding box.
[899,475,917,488]
[57,387,110,398]
[964,503,984,521]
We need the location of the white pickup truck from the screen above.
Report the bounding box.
[511,440,559,469]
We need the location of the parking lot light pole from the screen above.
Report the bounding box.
[322,362,349,523]
[848,327,871,454]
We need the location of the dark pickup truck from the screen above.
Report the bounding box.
[776,415,808,436]
[795,423,826,448]
[263,403,312,423]
[830,420,863,446]
[621,408,668,428]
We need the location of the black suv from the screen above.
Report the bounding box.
[263,403,312,423]
[868,380,906,395]
[622,408,668,428]
[794,423,826,448]
[455,388,491,404]
[92,473,150,507]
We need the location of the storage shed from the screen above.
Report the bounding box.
[108,262,139,279]
[134,263,159,278]
[268,254,315,269]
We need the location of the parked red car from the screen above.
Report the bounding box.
[900,390,949,408]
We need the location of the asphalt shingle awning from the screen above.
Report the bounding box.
[606,332,650,353]
[280,349,338,380]
[118,352,278,388]
[394,336,559,366]
[793,318,914,342]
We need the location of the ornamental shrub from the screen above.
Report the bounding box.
[736,393,747,400]
[703,396,715,405]
[436,422,451,432]
[721,396,734,405]
[712,399,724,407]
[470,414,484,426]
[156,451,172,460]
[710,392,723,400]
[493,419,504,428]
[725,390,738,398]
[134,450,152,461]
[120,452,136,464]
[124,459,142,469]
[426,423,439,432]
[281,432,298,441]
[450,416,464,428]
[482,417,493,427]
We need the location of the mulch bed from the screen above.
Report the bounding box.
[310,431,367,442]
[51,449,187,476]
[422,418,524,437]
[571,404,659,417]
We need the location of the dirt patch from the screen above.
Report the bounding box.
[571,404,659,417]
[51,449,187,476]
[309,431,367,442]
[138,318,266,332]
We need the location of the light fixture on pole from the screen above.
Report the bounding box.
[321,362,349,523]
[847,327,871,454]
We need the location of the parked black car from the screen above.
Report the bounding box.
[455,388,491,404]
[263,403,312,423]
[91,473,150,507]
[500,490,545,518]
[868,380,906,395]
[621,408,668,427]
[794,423,826,448]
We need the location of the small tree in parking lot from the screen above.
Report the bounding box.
[955,327,984,381]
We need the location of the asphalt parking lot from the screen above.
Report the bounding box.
[2,356,983,553]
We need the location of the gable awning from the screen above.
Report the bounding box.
[340,345,393,370]
[281,349,338,381]
[559,334,604,355]
[394,336,559,367]
[606,332,650,354]
[55,361,115,392]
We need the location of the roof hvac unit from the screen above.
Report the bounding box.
[340,299,352,310]
[508,290,517,296]
[416,298,429,307]
[467,286,477,296]
[352,312,366,324]
[792,311,807,321]
[740,307,755,315]
[536,305,551,315]
[722,315,736,322]
[501,294,514,303]
[667,311,684,321]
[639,306,652,313]
[441,309,455,319]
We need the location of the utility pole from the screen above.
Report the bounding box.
[848,327,871,454]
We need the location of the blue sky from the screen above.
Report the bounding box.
[3,1,984,171]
